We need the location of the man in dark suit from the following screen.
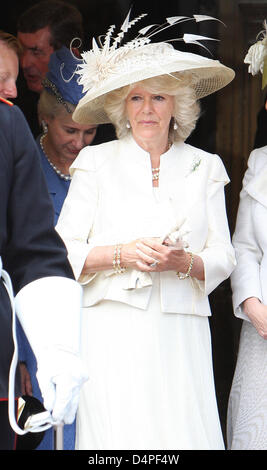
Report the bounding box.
[15,0,84,137]
[15,0,115,143]
[0,31,87,450]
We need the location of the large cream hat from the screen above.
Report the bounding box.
[73,12,235,125]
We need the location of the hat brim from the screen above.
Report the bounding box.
[73,52,235,125]
[16,396,46,450]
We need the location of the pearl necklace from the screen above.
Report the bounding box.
[151,142,171,181]
[39,134,72,182]
[152,167,160,181]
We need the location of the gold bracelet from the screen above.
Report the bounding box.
[176,252,194,280]
[113,244,126,274]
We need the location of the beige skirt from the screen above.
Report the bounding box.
[76,274,224,450]
[227,320,267,450]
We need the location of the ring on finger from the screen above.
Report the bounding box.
[150,260,159,267]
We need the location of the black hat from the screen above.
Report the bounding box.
[16,396,46,450]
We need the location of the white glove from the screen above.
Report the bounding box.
[15,276,88,425]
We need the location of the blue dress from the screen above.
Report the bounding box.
[36,138,71,225]
[17,136,74,450]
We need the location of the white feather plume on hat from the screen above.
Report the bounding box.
[73,11,235,125]
[244,20,267,89]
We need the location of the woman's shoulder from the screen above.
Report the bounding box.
[247,145,267,171]
[243,146,267,202]
[182,143,229,182]
[70,139,120,172]
[182,142,221,161]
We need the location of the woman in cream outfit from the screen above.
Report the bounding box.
[56,13,235,450]
[227,24,267,450]
[227,144,267,449]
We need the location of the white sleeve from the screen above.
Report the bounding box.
[231,151,263,320]
[56,147,98,282]
[198,155,236,296]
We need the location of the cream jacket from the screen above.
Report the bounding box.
[231,146,267,320]
[56,135,235,316]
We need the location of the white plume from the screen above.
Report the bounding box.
[76,10,221,91]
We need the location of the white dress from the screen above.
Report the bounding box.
[75,190,224,450]
[76,278,224,450]
[56,136,235,450]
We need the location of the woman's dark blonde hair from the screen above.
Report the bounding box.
[104,73,201,142]
[38,89,75,121]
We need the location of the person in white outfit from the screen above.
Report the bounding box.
[227,20,267,450]
[56,11,235,450]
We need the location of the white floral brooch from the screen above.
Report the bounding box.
[186,156,202,176]
[244,20,267,89]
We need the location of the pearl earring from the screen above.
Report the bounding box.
[126,121,131,129]
[173,119,178,130]
[41,120,48,134]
